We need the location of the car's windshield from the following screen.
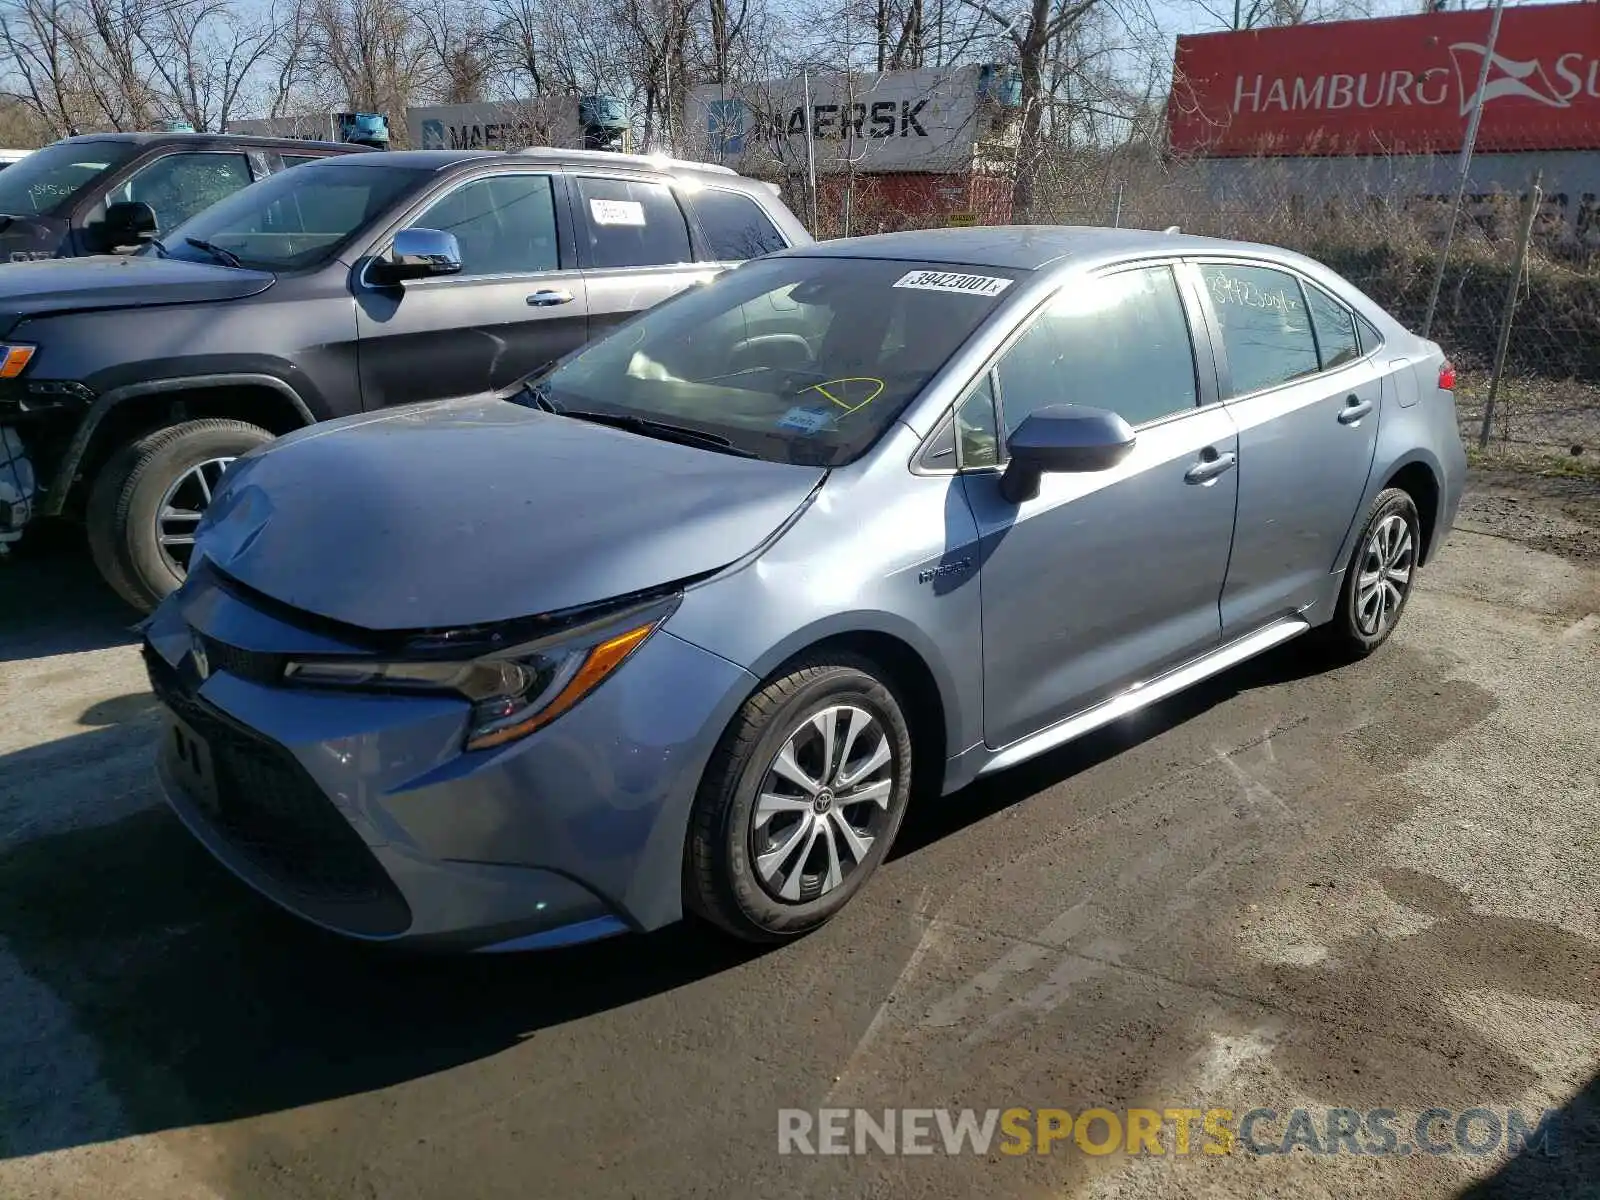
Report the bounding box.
[158,162,427,272]
[0,140,138,217]
[525,256,1021,467]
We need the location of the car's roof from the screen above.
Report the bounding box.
[313,147,768,187]
[56,132,369,152]
[306,148,502,170]
[781,225,1250,271]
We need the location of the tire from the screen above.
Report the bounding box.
[685,654,915,944]
[1316,487,1421,661]
[86,418,274,613]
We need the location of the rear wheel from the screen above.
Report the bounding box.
[86,418,273,612]
[1316,487,1421,660]
[685,655,914,943]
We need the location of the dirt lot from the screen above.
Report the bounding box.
[0,468,1595,1200]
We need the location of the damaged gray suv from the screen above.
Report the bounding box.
[0,148,806,606]
[143,227,1466,951]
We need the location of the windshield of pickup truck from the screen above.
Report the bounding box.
[0,140,138,216]
[160,162,427,272]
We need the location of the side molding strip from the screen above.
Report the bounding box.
[978,616,1312,776]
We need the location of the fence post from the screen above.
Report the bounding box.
[1480,170,1543,451]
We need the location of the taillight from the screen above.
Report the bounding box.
[1437,361,1456,391]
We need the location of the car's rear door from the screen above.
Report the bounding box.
[960,261,1240,750]
[570,172,721,337]
[353,167,589,407]
[1192,259,1383,634]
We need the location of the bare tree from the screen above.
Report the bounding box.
[307,0,433,136]
[0,0,85,136]
[957,0,1100,219]
[416,0,492,104]
[138,0,280,130]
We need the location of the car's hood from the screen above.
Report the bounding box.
[198,396,827,631]
[0,213,69,264]
[0,252,274,330]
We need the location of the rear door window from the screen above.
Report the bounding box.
[575,176,692,269]
[1200,263,1320,396]
[691,188,787,260]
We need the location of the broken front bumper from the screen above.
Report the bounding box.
[0,425,35,547]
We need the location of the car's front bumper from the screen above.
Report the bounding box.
[143,570,756,951]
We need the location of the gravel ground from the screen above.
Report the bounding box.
[0,469,1595,1200]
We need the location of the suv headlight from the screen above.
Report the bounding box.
[282,598,676,750]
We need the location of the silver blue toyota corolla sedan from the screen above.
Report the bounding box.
[142,226,1466,952]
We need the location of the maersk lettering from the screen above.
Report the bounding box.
[900,99,928,136]
[444,121,538,149]
[783,98,931,140]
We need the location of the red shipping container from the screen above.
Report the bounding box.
[1168,1,1600,157]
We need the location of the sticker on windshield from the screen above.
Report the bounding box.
[892,270,1012,298]
[776,405,835,434]
[589,198,647,227]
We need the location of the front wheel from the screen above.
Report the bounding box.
[86,418,274,612]
[1317,487,1421,660]
[685,655,915,943]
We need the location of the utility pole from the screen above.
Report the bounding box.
[802,71,819,236]
[1421,0,1506,337]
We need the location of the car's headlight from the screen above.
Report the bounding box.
[282,599,675,750]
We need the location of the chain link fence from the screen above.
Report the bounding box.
[789,144,1600,470]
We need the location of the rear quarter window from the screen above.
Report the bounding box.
[691,188,787,260]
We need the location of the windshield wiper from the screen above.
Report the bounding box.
[519,378,563,414]
[185,237,242,268]
[560,409,757,458]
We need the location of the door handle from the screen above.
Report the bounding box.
[526,289,574,307]
[1184,448,1237,485]
[1338,395,1374,424]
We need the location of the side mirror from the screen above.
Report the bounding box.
[102,200,158,250]
[999,405,1136,504]
[372,227,462,284]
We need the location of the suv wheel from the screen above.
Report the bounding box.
[87,419,274,612]
[685,655,914,943]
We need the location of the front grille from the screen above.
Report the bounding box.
[198,634,285,685]
[145,646,411,937]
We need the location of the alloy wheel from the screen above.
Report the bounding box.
[750,704,896,904]
[155,456,234,573]
[1355,512,1414,637]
